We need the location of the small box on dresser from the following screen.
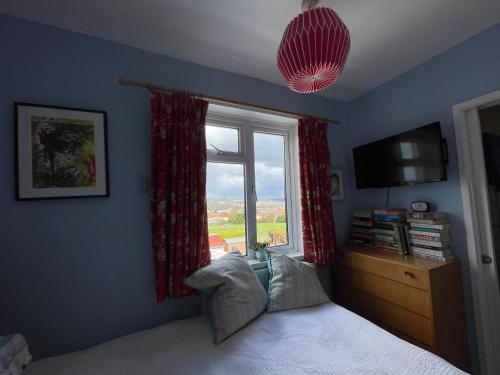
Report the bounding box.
[334,246,470,372]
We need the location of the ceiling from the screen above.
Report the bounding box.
[1,0,500,102]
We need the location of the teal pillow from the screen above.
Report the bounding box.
[200,286,218,298]
[254,267,270,291]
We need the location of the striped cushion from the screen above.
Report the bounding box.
[266,250,330,312]
[185,251,267,343]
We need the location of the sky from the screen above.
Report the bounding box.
[206,126,286,200]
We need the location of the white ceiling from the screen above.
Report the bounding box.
[1,0,500,101]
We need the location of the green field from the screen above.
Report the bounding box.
[208,223,287,243]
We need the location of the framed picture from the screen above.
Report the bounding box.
[329,168,344,200]
[15,103,109,200]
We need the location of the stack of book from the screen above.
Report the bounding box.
[372,209,409,254]
[350,210,374,245]
[407,212,453,261]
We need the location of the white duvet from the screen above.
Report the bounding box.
[26,303,466,375]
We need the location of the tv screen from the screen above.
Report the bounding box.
[353,122,447,188]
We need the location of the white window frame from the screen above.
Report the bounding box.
[205,107,302,260]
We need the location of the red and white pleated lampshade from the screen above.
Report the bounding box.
[277,0,350,93]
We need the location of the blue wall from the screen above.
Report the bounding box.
[346,22,500,373]
[0,14,349,359]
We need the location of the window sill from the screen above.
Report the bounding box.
[247,251,304,270]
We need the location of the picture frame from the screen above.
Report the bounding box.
[329,168,344,200]
[15,102,109,200]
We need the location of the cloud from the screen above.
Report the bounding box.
[206,125,239,152]
[255,162,285,199]
[207,163,244,198]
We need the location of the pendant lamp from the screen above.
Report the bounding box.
[277,0,350,93]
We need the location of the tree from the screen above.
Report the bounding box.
[229,210,245,224]
[257,214,274,223]
[276,215,287,223]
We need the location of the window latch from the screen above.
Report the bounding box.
[209,144,226,156]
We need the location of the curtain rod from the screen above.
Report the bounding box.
[118,77,340,125]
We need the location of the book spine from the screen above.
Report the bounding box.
[373,233,395,239]
[409,229,448,237]
[407,212,446,220]
[353,221,373,227]
[352,235,373,241]
[372,229,395,236]
[393,224,404,255]
[373,223,395,230]
[410,233,442,241]
[402,224,411,255]
[374,210,406,215]
[352,227,373,233]
[353,214,373,219]
[412,252,454,261]
[411,246,452,257]
[374,217,404,223]
[410,243,443,251]
[410,238,447,248]
[407,218,447,225]
[410,223,449,230]
[373,238,398,247]
[373,241,398,248]
[348,239,372,246]
[372,244,399,254]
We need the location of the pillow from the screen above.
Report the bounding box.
[266,249,330,312]
[184,250,267,343]
[0,334,31,374]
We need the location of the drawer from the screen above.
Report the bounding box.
[337,250,430,290]
[337,285,434,347]
[336,265,431,317]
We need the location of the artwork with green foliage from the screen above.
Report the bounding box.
[15,103,109,200]
[31,116,96,188]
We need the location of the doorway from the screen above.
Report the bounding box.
[479,105,500,290]
[453,91,500,375]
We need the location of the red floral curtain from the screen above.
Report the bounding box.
[298,118,337,266]
[150,91,211,301]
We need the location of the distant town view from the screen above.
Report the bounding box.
[208,197,287,259]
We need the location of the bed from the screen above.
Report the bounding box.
[25,302,466,375]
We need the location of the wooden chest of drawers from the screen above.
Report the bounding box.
[335,247,469,371]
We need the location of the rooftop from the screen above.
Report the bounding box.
[208,234,225,248]
[224,237,246,244]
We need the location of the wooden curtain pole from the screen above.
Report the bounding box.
[118,76,340,125]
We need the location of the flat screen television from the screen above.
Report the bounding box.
[353,122,447,188]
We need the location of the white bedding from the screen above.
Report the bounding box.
[25,303,466,375]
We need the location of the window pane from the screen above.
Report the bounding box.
[206,125,239,153]
[254,132,288,247]
[207,162,247,259]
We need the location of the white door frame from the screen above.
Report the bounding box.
[453,89,500,375]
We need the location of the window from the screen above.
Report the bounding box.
[254,132,288,246]
[206,105,301,260]
[207,162,247,258]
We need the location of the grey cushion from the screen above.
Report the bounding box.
[184,250,267,343]
[266,249,330,312]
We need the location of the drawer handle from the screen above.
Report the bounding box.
[404,271,415,278]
